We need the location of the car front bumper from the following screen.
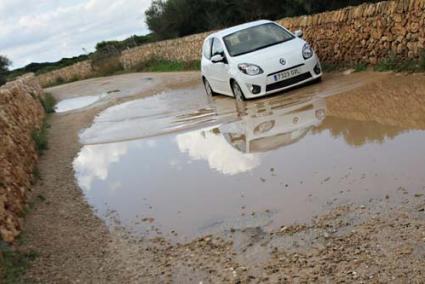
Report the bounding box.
[236,55,322,99]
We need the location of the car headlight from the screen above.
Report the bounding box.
[238,63,264,76]
[302,43,313,60]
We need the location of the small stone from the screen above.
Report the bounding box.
[280,226,288,233]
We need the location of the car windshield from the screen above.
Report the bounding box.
[223,23,295,57]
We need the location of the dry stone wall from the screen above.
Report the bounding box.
[120,32,211,70]
[121,0,425,69]
[278,0,425,65]
[36,60,94,88]
[0,74,45,242]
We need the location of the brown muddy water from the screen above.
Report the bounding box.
[73,74,425,242]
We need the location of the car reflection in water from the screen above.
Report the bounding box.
[215,95,327,154]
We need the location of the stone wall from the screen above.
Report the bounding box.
[36,60,94,88]
[120,32,210,70]
[278,0,425,65]
[121,0,425,69]
[0,74,45,242]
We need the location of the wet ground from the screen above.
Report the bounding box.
[71,72,425,243]
[24,71,425,283]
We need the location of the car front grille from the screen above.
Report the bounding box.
[266,72,313,92]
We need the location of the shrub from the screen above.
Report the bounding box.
[39,93,56,113]
[54,77,65,85]
[374,54,421,73]
[354,63,367,72]
[0,242,38,284]
[419,50,425,71]
[32,119,50,154]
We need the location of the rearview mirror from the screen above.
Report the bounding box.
[211,54,225,63]
[294,30,303,38]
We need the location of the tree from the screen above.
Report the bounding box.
[0,55,11,86]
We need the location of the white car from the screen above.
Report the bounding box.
[201,20,322,100]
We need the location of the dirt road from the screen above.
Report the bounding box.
[21,71,425,283]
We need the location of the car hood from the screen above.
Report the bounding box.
[230,38,306,73]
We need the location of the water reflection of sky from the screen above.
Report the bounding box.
[73,84,425,241]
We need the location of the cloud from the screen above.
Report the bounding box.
[176,129,261,175]
[73,142,128,192]
[0,0,151,68]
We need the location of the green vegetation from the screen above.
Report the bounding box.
[145,0,381,40]
[32,93,55,154]
[95,34,154,53]
[354,63,368,72]
[0,55,11,86]
[0,242,38,284]
[321,50,425,74]
[39,93,56,114]
[134,59,200,72]
[374,52,425,72]
[32,119,50,155]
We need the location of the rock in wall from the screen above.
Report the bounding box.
[0,74,45,242]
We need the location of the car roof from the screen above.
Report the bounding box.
[208,20,274,39]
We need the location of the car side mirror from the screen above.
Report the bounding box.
[294,30,303,38]
[211,54,225,63]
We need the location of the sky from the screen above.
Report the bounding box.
[0,0,152,69]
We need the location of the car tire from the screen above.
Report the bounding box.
[203,78,216,97]
[231,81,246,101]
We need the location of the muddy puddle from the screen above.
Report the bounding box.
[74,74,425,242]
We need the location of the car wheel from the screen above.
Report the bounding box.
[203,78,215,97]
[231,81,246,101]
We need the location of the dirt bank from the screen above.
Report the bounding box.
[17,71,425,283]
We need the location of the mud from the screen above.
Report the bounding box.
[23,71,425,283]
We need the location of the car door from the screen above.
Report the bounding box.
[209,37,229,94]
[201,38,213,80]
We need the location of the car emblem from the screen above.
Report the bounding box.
[279,58,286,65]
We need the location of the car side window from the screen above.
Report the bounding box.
[202,38,212,60]
[211,38,224,56]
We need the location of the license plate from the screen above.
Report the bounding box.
[273,68,301,82]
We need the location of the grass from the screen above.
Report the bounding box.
[39,93,56,114]
[374,56,418,72]
[32,119,50,155]
[0,242,38,284]
[134,59,201,72]
[31,167,41,184]
[354,63,368,72]
[322,51,425,74]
